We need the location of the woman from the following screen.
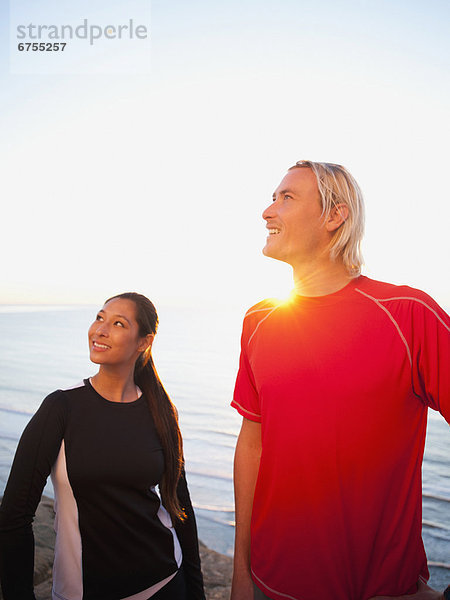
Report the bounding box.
[0,293,205,600]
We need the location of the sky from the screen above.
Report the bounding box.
[1,0,449,311]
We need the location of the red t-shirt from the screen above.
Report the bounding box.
[232,276,449,600]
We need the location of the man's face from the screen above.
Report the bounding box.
[262,167,328,268]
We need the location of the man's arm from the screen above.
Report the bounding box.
[230,417,262,600]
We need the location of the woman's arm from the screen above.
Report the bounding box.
[0,391,66,600]
[174,467,206,600]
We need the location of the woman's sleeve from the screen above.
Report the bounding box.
[174,467,206,600]
[0,391,66,600]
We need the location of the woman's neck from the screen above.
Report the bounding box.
[90,368,139,403]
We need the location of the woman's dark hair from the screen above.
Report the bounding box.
[105,292,185,523]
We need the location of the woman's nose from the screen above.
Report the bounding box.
[95,323,109,336]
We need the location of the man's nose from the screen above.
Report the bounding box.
[262,202,275,221]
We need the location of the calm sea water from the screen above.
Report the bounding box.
[0,305,448,588]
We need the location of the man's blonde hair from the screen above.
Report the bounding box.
[290,160,365,277]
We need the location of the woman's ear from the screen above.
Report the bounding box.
[138,333,154,353]
[326,203,348,232]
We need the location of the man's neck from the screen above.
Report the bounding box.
[292,259,354,297]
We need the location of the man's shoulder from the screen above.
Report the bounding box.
[357,275,436,302]
[355,276,448,318]
[238,298,284,338]
[245,297,280,316]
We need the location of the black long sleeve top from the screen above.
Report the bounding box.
[0,379,205,600]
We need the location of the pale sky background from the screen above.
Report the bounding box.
[1,0,449,311]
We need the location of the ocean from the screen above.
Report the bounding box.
[0,304,448,588]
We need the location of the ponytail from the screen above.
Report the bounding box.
[134,352,186,523]
[106,292,186,523]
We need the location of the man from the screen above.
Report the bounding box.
[230,161,449,600]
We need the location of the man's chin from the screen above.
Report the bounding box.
[263,244,279,259]
[262,246,292,267]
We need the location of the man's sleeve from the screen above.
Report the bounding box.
[231,319,262,423]
[0,391,66,600]
[410,294,450,422]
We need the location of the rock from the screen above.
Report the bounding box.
[35,579,53,600]
[4,497,446,598]
[32,497,56,589]
[199,540,232,600]
[0,497,231,600]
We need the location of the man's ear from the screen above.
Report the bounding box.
[326,203,348,232]
[138,333,154,353]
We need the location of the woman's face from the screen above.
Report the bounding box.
[88,298,151,369]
